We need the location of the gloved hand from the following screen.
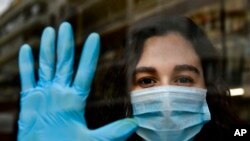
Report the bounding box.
[18,22,137,141]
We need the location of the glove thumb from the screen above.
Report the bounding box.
[93,118,138,141]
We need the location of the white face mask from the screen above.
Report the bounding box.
[131,85,211,141]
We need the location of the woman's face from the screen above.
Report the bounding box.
[132,32,205,90]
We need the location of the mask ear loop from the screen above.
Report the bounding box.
[125,108,130,117]
[125,101,133,118]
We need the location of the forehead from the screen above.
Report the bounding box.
[137,32,201,67]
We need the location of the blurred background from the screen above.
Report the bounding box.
[0,0,250,140]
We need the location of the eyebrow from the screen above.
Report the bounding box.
[134,64,200,76]
[174,64,200,75]
[134,67,157,75]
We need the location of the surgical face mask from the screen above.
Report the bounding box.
[131,85,211,141]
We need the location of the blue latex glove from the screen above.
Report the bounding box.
[18,22,137,141]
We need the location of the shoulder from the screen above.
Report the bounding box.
[194,121,249,141]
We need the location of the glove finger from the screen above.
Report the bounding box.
[19,45,36,92]
[54,22,74,86]
[73,33,100,92]
[93,118,138,141]
[38,27,56,84]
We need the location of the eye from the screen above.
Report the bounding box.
[137,77,157,88]
[174,76,194,86]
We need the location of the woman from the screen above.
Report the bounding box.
[18,16,242,140]
[87,16,242,140]
[122,16,242,140]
